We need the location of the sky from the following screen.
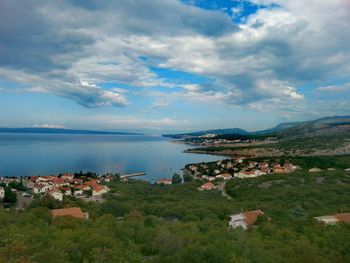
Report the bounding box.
[0,0,350,133]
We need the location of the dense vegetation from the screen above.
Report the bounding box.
[1,156,350,262]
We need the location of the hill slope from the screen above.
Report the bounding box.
[276,116,350,139]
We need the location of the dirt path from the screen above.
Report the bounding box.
[219,181,232,200]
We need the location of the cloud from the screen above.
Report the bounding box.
[0,0,349,117]
[77,115,180,130]
[68,76,128,108]
[316,83,350,93]
[34,124,64,129]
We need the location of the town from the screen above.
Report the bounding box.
[184,157,297,182]
[0,172,113,207]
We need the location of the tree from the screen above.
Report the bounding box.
[183,173,193,182]
[9,181,26,191]
[3,186,17,204]
[172,173,182,184]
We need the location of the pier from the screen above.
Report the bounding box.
[120,172,146,179]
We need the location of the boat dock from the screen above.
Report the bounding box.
[120,172,146,179]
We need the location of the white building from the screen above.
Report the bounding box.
[48,189,63,201]
[92,185,109,198]
[229,210,264,230]
[33,184,53,194]
[216,173,232,180]
[314,213,350,225]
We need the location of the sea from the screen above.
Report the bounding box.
[0,133,224,182]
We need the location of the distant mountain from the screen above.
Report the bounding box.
[275,116,350,138]
[0,127,140,135]
[252,122,301,135]
[163,128,249,139]
[164,116,350,139]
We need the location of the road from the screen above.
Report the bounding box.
[219,181,232,200]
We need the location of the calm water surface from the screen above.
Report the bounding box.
[0,133,223,181]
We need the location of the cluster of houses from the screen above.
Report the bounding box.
[24,173,111,201]
[235,160,296,178]
[184,134,266,146]
[186,158,296,184]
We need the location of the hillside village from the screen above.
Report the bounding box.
[184,157,297,182]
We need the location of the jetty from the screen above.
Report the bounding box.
[120,172,146,179]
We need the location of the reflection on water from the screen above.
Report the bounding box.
[0,133,224,181]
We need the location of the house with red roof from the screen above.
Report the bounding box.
[229,210,264,230]
[92,184,109,198]
[156,179,172,185]
[199,182,216,191]
[314,213,350,225]
[51,207,88,220]
[61,173,74,181]
[216,173,232,180]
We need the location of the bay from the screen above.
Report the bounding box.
[0,133,223,182]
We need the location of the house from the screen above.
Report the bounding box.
[207,176,216,182]
[75,184,91,191]
[51,177,69,186]
[309,168,322,172]
[71,178,83,185]
[23,180,35,189]
[188,165,198,172]
[284,162,295,172]
[121,177,129,182]
[273,167,286,173]
[259,162,269,169]
[314,213,350,225]
[235,170,262,179]
[0,186,4,199]
[60,187,72,196]
[52,207,88,220]
[47,189,63,201]
[345,168,350,172]
[236,157,244,164]
[200,182,216,190]
[33,183,53,194]
[228,210,264,230]
[157,179,172,185]
[92,185,109,198]
[37,176,53,182]
[213,169,221,175]
[73,189,84,196]
[248,161,258,169]
[216,173,232,180]
[61,173,74,181]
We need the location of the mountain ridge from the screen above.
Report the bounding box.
[164,116,350,139]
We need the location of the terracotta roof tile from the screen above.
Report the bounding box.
[335,213,350,223]
[242,210,264,225]
[52,207,84,219]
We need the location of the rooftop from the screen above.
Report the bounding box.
[52,207,85,219]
